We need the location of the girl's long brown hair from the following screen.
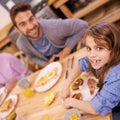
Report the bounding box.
[82,22,120,89]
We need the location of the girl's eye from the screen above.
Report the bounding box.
[86,47,91,51]
[96,47,103,51]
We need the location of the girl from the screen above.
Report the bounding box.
[0,53,32,92]
[62,22,120,119]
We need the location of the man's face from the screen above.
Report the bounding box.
[15,10,42,40]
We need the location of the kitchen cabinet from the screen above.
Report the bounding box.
[50,0,120,25]
[0,0,32,11]
[53,0,109,18]
[0,22,12,49]
[84,0,120,25]
[0,22,19,54]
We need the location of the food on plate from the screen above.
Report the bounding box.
[7,111,16,120]
[0,99,13,112]
[70,72,99,102]
[80,72,89,78]
[44,91,56,106]
[37,67,59,86]
[37,75,48,86]
[46,71,56,80]
[79,86,83,91]
[46,67,58,80]
[72,93,83,100]
[72,78,84,90]
[34,62,62,92]
[53,67,58,72]
[69,113,79,120]
[87,78,97,95]
[0,95,18,119]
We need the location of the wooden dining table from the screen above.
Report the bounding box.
[7,48,112,120]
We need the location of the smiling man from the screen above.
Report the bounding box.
[10,2,88,67]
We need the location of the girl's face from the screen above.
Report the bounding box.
[85,35,111,70]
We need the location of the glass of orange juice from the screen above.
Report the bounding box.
[24,88,34,97]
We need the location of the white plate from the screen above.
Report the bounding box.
[70,72,99,101]
[0,87,7,106]
[34,62,62,92]
[64,108,81,120]
[0,94,18,119]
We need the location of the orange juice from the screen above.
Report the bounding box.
[24,88,34,97]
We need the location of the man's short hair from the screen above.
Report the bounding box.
[10,2,33,27]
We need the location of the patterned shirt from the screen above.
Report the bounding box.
[78,57,120,116]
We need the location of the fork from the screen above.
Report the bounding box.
[65,58,70,79]
[71,56,75,69]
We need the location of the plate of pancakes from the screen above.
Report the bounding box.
[70,72,99,101]
[0,94,18,119]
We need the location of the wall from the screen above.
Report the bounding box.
[0,0,32,30]
[0,4,11,30]
[0,0,32,11]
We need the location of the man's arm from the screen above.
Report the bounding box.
[48,46,72,63]
[58,46,72,60]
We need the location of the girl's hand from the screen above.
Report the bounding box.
[63,98,74,109]
[61,83,70,100]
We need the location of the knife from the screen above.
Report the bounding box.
[66,58,70,79]
[71,56,74,69]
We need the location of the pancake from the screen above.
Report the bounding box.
[0,99,13,112]
[87,78,97,95]
[72,93,82,100]
[72,78,84,90]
